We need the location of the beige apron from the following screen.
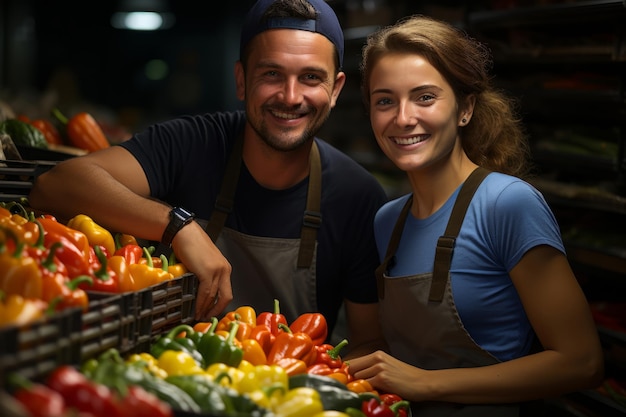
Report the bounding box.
[200,135,321,322]
[376,167,519,417]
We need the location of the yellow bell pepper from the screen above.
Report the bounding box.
[126,352,168,379]
[67,214,115,256]
[157,350,204,376]
[206,362,244,388]
[0,293,47,327]
[273,387,323,417]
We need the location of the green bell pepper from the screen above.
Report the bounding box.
[198,317,244,367]
[150,324,204,367]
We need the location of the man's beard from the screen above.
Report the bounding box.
[251,105,331,153]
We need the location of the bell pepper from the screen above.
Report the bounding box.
[379,394,409,417]
[242,338,268,366]
[306,363,349,385]
[150,324,204,367]
[38,216,91,278]
[164,373,234,415]
[67,214,115,256]
[273,386,324,417]
[114,243,144,264]
[289,373,378,412]
[52,108,110,152]
[39,251,91,311]
[30,118,63,145]
[115,232,138,248]
[45,365,125,417]
[236,361,289,394]
[250,323,276,355]
[218,305,256,332]
[275,357,308,376]
[167,252,188,278]
[85,348,201,413]
[347,379,377,395]
[267,323,317,366]
[361,396,410,417]
[0,206,39,246]
[8,374,67,417]
[257,298,288,335]
[118,385,174,417]
[291,312,328,345]
[128,248,173,289]
[82,245,119,293]
[0,235,43,299]
[0,292,47,327]
[157,350,204,376]
[198,317,244,368]
[126,352,168,379]
[316,339,348,368]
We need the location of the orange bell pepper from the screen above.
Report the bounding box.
[242,338,267,366]
[273,357,308,376]
[52,108,110,152]
[0,235,43,299]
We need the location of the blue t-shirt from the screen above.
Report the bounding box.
[374,172,565,361]
[119,111,388,332]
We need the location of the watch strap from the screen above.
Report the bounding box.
[162,207,195,247]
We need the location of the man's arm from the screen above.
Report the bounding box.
[29,146,234,320]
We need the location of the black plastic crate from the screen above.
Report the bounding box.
[0,307,83,387]
[146,273,198,340]
[0,159,56,202]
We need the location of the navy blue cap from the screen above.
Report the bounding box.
[239,0,344,69]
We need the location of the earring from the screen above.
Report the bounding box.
[462,118,467,123]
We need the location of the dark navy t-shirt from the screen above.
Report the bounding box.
[119,110,388,332]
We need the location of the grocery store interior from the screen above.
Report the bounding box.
[1,0,625,416]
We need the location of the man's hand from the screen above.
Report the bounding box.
[171,221,233,321]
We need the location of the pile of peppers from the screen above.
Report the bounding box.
[0,201,189,327]
[5,301,410,417]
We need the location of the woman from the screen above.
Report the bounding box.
[347,15,604,416]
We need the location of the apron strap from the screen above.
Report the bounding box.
[375,194,412,299]
[375,167,490,301]
[430,166,490,302]
[205,136,322,269]
[205,132,244,242]
[297,141,322,268]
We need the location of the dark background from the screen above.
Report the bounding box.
[0,0,475,136]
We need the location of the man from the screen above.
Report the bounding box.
[29,0,387,351]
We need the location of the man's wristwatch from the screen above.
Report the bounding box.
[161,207,195,247]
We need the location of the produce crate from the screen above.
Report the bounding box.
[0,307,83,388]
[80,289,152,361]
[145,273,198,341]
[0,159,56,202]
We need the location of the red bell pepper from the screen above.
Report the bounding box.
[52,108,110,152]
[118,385,173,417]
[114,243,144,264]
[46,365,124,417]
[250,323,275,355]
[257,298,288,335]
[30,119,63,145]
[9,374,67,417]
[290,312,328,345]
[315,338,348,368]
[82,245,119,293]
[38,216,91,278]
[267,323,317,366]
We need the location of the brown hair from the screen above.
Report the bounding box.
[361,15,532,178]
